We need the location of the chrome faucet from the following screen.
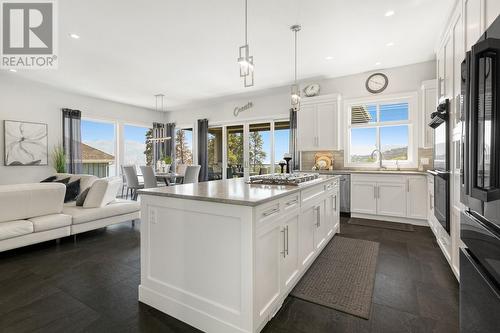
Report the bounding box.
[371,149,385,170]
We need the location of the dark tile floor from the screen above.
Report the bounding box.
[0,217,459,333]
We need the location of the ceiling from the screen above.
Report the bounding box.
[11,0,455,110]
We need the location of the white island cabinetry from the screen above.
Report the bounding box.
[139,176,340,333]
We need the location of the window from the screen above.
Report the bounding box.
[274,121,290,173]
[226,125,244,178]
[249,123,271,175]
[347,98,414,167]
[175,128,193,167]
[124,125,151,173]
[208,127,223,180]
[81,119,116,177]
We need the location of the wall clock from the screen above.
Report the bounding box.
[366,73,388,94]
[303,83,320,97]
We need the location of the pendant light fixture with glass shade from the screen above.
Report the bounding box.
[290,24,301,111]
[149,94,171,143]
[237,0,254,87]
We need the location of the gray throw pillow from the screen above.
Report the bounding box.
[75,187,90,206]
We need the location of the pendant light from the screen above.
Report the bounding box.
[237,0,254,87]
[149,94,171,143]
[290,24,301,111]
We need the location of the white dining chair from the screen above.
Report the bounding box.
[123,165,144,200]
[183,165,201,184]
[140,165,158,189]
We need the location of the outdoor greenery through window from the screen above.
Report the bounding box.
[124,125,151,174]
[349,102,410,164]
[175,128,193,168]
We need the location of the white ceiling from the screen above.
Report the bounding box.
[11,0,455,110]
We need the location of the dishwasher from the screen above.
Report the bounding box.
[333,173,350,214]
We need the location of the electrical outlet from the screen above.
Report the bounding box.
[421,158,429,165]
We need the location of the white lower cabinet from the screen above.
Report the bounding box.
[377,182,407,217]
[351,181,377,214]
[351,173,427,222]
[256,179,340,329]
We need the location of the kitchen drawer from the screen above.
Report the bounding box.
[351,173,406,184]
[281,193,300,214]
[256,200,281,226]
[324,178,339,192]
[301,183,325,205]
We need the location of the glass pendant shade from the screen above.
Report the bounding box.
[291,84,301,110]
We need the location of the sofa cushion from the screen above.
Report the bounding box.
[75,187,90,206]
[29,214,72,232]
[0,220,34,240]
[83,177,122,208]
[0,183,66,223]
[56,173,98,195]
[64,179,80,203]
[63,199,140,224]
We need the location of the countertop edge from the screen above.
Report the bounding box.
[138,175,340,207]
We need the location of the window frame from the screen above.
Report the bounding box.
[344,92,418,169]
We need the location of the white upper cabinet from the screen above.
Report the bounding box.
[297,94,340,151]
[464,0,482,51]
[421,80,437,148]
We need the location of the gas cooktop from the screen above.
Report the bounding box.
[247,173,319,186]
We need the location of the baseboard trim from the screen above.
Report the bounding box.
[138,285,250,333]
[350,213,428,226]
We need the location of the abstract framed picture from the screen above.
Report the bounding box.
[4,120,48,166]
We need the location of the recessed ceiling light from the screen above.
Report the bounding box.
[325,56,334,60]
[68,33,80,39]
[9,69,17,72]
[385,10,395,17]
[386,42,395,47]
[375,62,381,66]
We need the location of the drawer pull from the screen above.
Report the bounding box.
[263,207,280,217]
[286,199,298,206]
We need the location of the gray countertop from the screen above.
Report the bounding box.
[138,175,339,207]
[299,169,428,176]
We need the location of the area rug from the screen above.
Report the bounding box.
[348,217,415,232]
[290,236,379,319]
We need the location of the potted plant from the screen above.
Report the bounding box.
[52,145,66,173]
[159,155,172,173]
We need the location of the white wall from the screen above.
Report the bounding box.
[167,61,436,126]
[0,73,166,185]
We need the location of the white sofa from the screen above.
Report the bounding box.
[0,174,140,252]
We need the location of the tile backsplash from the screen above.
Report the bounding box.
[300,148,434,171]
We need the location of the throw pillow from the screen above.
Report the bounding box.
[75,187,90,206]
[83,177,122,208]
[55,177,70,184]
[64,179,80,203]
[40,175,57,183]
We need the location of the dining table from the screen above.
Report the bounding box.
[155,172,184,186]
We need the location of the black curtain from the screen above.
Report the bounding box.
[197,119,209,182]
[165,123,176,171]
[62,109,82,174]
[152,122,166,166]
[290,108,299,171]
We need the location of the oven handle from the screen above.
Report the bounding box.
[470,37,500,202]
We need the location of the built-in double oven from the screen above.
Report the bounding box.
[428,99,450,234]
[459,14,500,333]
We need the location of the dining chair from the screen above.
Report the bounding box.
[140,165,158,189]
[123,165,144,200]
[120,165,127,198]
[177,164,188,176]
[183,165,201,184]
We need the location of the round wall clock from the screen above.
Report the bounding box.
[303,83,320,97]
[366,73,388,94]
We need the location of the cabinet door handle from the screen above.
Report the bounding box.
[281,228,286,258]
[430,195,434,210]
[315,205,321,227]
[373,186,377,199]
[285,226,289,256]
[333,195,337,211]
[263,207,280,217]
[407,179,410,192]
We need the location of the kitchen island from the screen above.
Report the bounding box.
[138,175,340,333]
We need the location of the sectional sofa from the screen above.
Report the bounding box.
[0,173,140,252]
